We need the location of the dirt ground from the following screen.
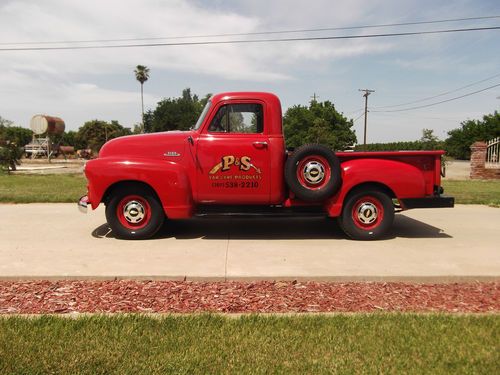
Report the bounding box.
[1,280,497,314]
[13,158,85,174]
[443,160,470,180]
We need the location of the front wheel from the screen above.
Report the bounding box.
[338,190,394,240]
[105,186,165,240]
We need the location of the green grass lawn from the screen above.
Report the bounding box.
[442,180,500,206]
[0,174,86,203]
[0,174,499,206]
[0,314,498,374]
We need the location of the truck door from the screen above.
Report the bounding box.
[196,101,271,204]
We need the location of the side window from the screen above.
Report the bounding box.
[208,103,263,133]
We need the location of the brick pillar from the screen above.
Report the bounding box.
[470,141,486,179]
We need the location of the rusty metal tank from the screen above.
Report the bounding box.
[30,115,65,135]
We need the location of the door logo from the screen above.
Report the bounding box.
[209,155,261,174]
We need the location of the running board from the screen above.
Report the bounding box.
[195,205,326,218]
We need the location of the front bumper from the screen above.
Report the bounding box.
[400,196,455,209]
[78,195,89,214]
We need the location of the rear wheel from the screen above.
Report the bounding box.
[338,190,394,240]
[105,186,164,240]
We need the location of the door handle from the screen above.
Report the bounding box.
[253,141,268,149]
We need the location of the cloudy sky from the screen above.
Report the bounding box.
[0,0,499,142]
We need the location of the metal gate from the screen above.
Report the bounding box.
[486,137,500,168]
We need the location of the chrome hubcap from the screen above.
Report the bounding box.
[123,200,146,224]
[302,161,325,184]
[356,202,378,224]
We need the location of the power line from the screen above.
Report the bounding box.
[370,112,462,122]
[352,113,365,122]
[0,26,499,52]
[2,15,499,46]
[345,107,365,115]
[371,83,500,112]
[374,72,500,109]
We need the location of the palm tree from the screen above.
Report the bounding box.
[134,65,150,133]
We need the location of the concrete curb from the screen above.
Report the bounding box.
[0,275,498,283]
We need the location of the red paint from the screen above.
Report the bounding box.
[82,92,451,224]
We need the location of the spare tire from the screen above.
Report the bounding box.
[285,144,342,202]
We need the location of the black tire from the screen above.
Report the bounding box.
[285,144,342,202]
[105,185,165,240]
[338,189,394,240]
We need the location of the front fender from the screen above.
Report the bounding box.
[85,157,193,218]
[326,158,426,217]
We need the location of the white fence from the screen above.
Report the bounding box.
[486,137,500,168]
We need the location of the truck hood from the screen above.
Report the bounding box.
[98,131,193,160]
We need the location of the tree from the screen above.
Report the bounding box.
[52,130,85,150]
[0,124,32,147]
[148,88,211,133]
[0,140,23,173]
[352,128,445,152]
[283,100,357,150]
[445,112,500,159]
[0,116,13,127]
[76,120,132,153]
[142,110,155,133]
[134,65,150,133]
[419,128,440,150]
[0,117,32,172]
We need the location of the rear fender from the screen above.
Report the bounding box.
[326,158,426,217]
[85,157,193,218]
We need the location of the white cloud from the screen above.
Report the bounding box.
[0,0,397,129]
[0,0,395,79]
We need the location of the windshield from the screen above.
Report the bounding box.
[193,99,212,130]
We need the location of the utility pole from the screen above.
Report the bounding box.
[358,89,375,150]
[311,93,320,103]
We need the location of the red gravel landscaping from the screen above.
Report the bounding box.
[0,281,498,314]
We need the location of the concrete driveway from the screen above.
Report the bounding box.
[0,203,498,281]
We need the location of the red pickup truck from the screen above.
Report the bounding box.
[78,92,453,240]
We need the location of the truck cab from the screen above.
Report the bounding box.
[193,92,286,204]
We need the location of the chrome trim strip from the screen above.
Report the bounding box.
[164,151,181,157]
